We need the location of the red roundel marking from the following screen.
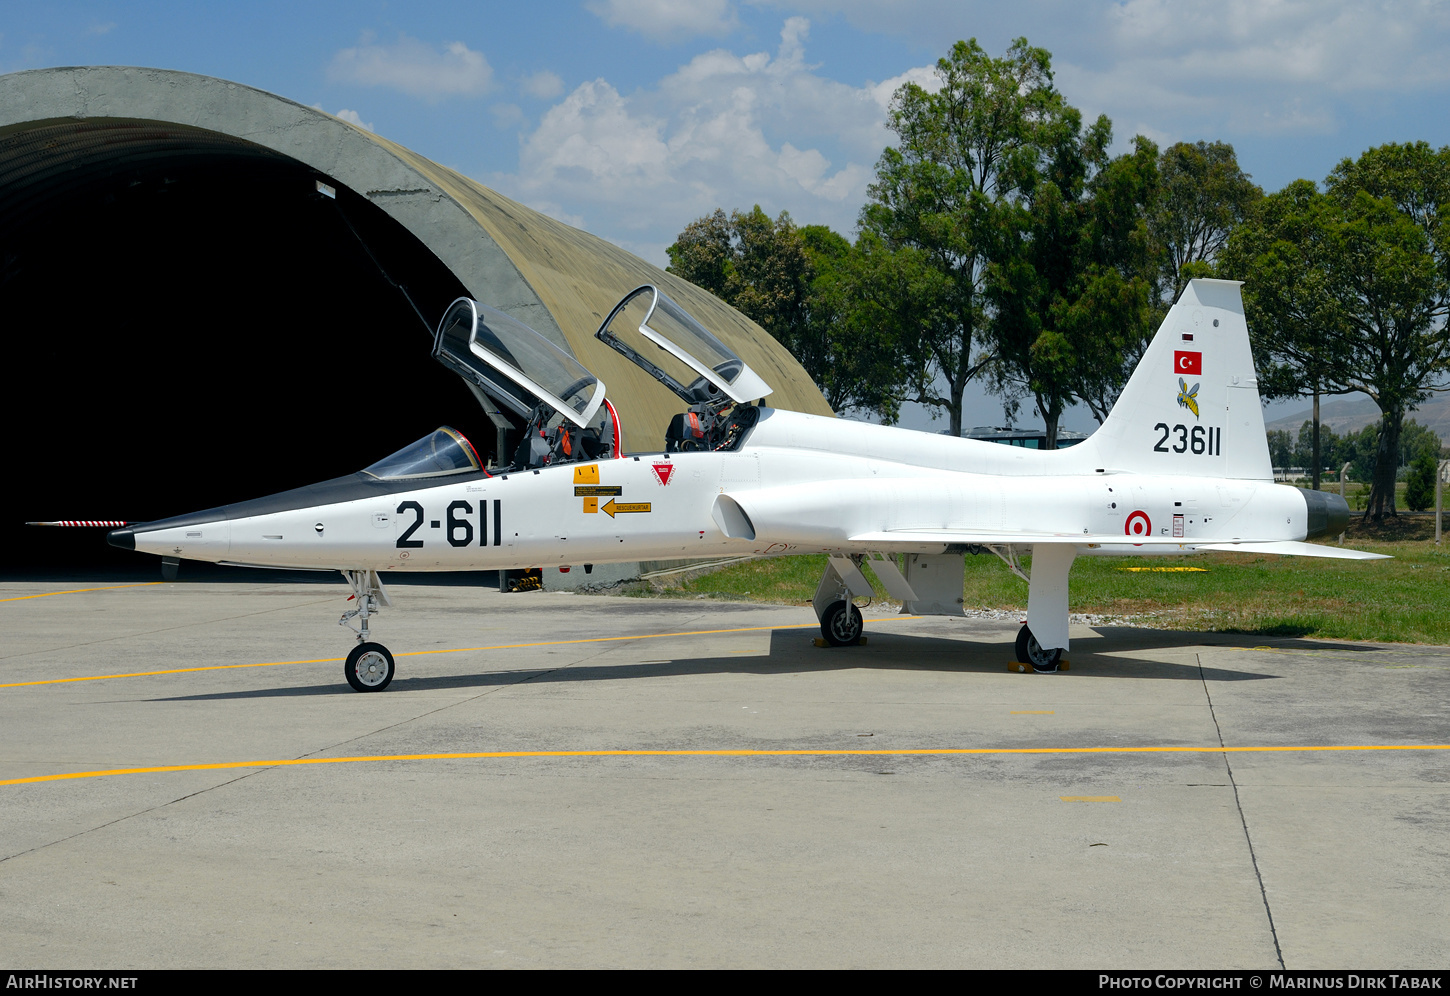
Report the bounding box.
[1125,510,1151,537]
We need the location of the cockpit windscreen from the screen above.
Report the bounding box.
[363,426,482,480]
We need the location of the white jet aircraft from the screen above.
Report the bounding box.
[108,278,1384,691]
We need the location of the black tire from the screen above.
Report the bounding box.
[345,642,395,692]
[1015,625,1062,672]
[820,600,864,647]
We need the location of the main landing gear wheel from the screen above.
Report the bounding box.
[345,642,395,692]
[821,600,864,647]
[1015,625,1062,673]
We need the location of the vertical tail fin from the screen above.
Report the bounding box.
[1082,279,1272,480]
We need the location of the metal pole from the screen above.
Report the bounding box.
[1437,459,1447,546]
[1339,462,1352,545]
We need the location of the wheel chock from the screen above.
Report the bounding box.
[1008,659,1071,674]
[814,636,868,648]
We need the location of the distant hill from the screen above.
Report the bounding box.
[1266,392,1450,440]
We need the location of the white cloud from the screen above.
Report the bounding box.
[1051,0,1450,140]
[333,108,374,132]
[750,0,1450,145]
[1102,0,1450,92]
[489,103,525,128]
[87,21,117,36]
[310,104,376,132]
[328,34,493,100]
[521,70,565,100]
[586,0,740,44]
[491,18,933,265]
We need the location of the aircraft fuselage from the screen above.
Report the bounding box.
[114,408,1323,572]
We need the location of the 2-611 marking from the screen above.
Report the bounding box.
[396,499,502,548]
[1153,423,1221,455]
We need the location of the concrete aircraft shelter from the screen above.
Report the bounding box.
[0,66,832,571]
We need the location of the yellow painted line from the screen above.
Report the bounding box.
[0,617,920,689]
[1117,567,1207,572]
[0,582,164,603]
[1011,711,1055,714]
[4,743,1448,788]
[1062,796,1120,802]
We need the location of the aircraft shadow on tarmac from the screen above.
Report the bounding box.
[147,625,1285,702]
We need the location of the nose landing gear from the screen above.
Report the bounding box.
[340,570,395,691]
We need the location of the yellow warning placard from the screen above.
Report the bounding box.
[602,499,651,517]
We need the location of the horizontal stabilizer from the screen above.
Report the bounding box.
[1194,541,1390,560]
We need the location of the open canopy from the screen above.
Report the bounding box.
[596,285,773,406]
[434,298,605,428]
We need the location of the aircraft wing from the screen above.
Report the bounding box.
[847,529,1191,546]
[849,531,1390,559]
[1193,540,1390,560]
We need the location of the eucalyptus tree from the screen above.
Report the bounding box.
[858,37,1070,436]
[1223,148,1450,518]
[984,125,1161,446]
[666,206,900,417]
[666,206,812,354]
[1150,141,1261,303]
[1220,180,1351,491]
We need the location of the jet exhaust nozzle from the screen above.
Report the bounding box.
[1302,489,1349,539]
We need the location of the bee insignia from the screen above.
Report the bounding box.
[1177,378,1200,419]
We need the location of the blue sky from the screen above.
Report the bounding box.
[6,1,1450,428]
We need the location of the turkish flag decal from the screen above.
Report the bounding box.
[1174,350,1202,376]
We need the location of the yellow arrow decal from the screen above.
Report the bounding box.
[602,499,652,517]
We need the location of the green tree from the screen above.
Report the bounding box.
[859,37,1067,436]
[985,125,1160,445]
[1151,141,1262,304]
[797,225,909,417]
[1295,419,1340,472]
[1406,451,1439,511]
[1221,156,1450,518]
[1323,144,1450,517]
[1340,424,1381,484]
[1397,420,1443,468]
[666,207,900,417]
[666,205,812,354]
[1219,180,1351,491]
[666,207,734,300]
[1267,429,1294,469]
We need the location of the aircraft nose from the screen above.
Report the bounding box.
[107,526,136,551]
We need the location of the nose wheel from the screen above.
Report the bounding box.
[339,570,397,691]
[345,642,395,692]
